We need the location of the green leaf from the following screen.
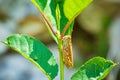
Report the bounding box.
[71,57,116,80]
[59,0,93,35]
[31,0,93,36]
[5,34,58,79]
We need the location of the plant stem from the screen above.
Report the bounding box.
[40,11,56,35]
[61,21,72,38]
[56,6,64,80]
[57,35,64,80]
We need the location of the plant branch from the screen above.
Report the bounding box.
[38,10,57,36]
[61,21,72,38]
[57,34,64,80]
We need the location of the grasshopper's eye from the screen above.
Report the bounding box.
[62,35,73,68]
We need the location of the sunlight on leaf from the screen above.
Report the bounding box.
[71,57,116,80]
[5,34,58,79]
[31,0,93,35]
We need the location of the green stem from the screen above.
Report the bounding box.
[56,4,64,79]
[57,34,64,80]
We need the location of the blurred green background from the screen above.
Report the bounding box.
[0,0,120,80]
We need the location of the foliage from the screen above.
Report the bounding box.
[5,34,58,79]
[71,57,116,80]
[1,0,116,80]
[31,0,93,41]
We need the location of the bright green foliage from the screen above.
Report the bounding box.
[2,0,116,80]
[5,34,58,79]
[71,57,116,80]
[31,0,93,35]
